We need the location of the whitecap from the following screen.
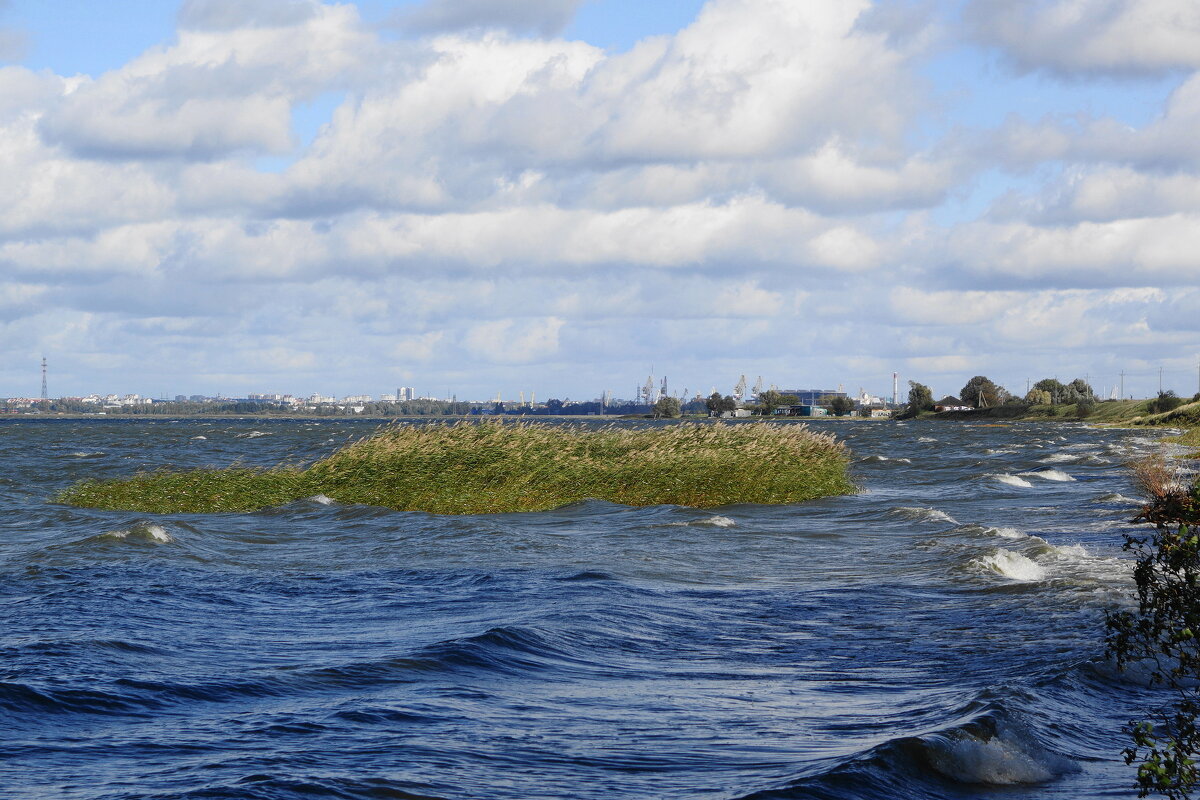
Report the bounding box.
[191,435,207,440]
[860,455,912,464]
[924,726,1077,785]
[1021,468,1075,482]
[989,527,1026,539]
[236,430,271,439]
[1092,493,1140,506]
[1037,453,1079,464]
[667,515,737,528]
[918,436,938,443]
[102,523,173,543]
[309,494,336,505]
[889,506,959,524]
[990,474,1033,488]
[144,524,171,542]
[972,549,1045,581]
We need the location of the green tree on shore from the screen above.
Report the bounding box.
[906,381,934,416]
[826,396,855,416]
[1034,378,1068,404]
[653,396,682,418]
[960,375,1008,408]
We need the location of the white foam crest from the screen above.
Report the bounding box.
[1021,468,1075,482]
[668,515,737,528]
[890,506,959,524]
[70,451,105,457]
[972,549,1045,582]
[984,448,1016,455]
[191,435,207,440]
[989,527,1026,539]
[918,436,938,443]
[1093,492,1140,506]
[1037,453,1079,464]
[145,524,171,542]
[860,455,913,464]
[102,524,173,543]
[309,494,336,505]
[925,728,1076,785]
[1040,542,1131,583]
[236,430,271,439]
[990,473,1033,488]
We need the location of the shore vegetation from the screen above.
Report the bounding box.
[1109,454,1200,798]
[57,421,855,515]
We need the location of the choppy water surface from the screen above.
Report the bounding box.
[0,418,1183,799]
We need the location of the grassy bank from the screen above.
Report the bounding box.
[57,421,855,514]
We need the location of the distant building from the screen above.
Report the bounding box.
[396,387,416,401]
[934,396,972,412]
[778,389,847,405]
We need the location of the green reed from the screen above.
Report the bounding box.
[56,421,855,514]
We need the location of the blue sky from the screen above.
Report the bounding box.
[1,0,1198,401]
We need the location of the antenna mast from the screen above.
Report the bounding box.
[40,356,47,401]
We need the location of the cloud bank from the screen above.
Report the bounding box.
[0,0,1197,400]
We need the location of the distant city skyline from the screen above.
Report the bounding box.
[1,1,1199,401]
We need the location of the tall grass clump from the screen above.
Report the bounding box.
[57,421,855,514]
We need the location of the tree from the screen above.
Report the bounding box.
[906,381,934,415]
[706,393,737,416]
[1150,391,1186,415]
[757,389,785,415]
[1066,378,1095,404]
[960,376,1008,409]
[653,396,682,419]
[1034,378,1068,404]
[705,392,723,417]
[1025,389,1052,406]
[827,396,855,416]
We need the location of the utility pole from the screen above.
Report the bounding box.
[1120,370,1125,400]
[1160,367,1164,395]
[40,356,47,401]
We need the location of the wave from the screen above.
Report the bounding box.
[235,430,271,439]
[667,515,736,528]
[989,473,1033,488]
[920,719,1078,785]
[1021,468,1075,483]
[1037,453,1079,464]
[859,455,913,464]
[888,506,958,525]
[1091,492,1141,507]
[736,711,1077,799]
[308,494,336,505]
[104,523,173,543]
[971,549,1045,582]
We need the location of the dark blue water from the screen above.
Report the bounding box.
[0,418,1177,798]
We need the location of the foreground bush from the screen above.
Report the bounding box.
[1109,454,1200,798]
[57,421,855,514]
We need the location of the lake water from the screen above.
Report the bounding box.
[0,417,1178,799]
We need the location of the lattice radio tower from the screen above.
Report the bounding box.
[40,356,47,400]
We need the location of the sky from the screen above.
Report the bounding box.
[1,0,1199,402]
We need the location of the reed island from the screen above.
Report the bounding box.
[57,421,855,514]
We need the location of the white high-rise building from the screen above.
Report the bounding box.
[396,387,416,401]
